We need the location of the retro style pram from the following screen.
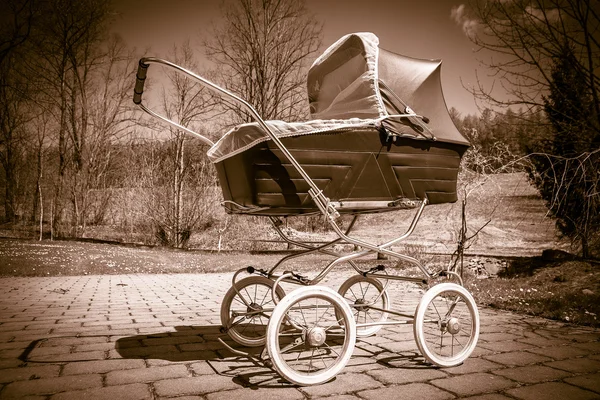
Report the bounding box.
[134,33,479,386]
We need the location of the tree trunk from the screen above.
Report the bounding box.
[38,180,43,241]
[3,157,16,222]
[52,69,68,237]
[173,134,185,248]
[32,141,43,223]
[1,124,16,222]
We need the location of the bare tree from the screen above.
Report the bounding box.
[27,0,111,237]
[205,0,322,124]
[0,67,29,222]
[454,0,600,257]
[140,41,217,248]
[0,0,35,66]
[30,108,52,237]
[0,0,38,222]
[449,144,519,276]
[454,0,599,127]
[70,34,138,235]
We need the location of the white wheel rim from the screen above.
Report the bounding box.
[267,286,356,386]
[414,283,479,367]
[220,276,284,347]
[338,275,389,337]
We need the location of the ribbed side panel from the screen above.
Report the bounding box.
[214,130,467,215]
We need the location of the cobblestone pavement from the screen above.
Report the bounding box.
[0,272,599,399]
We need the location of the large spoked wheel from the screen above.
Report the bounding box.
[413,283,479,367]
[337,275,389,337]
[266,286,356,386]
[220,276,286,347]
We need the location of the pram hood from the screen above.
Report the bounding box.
[308,32,468,146]
[207,32,469,163]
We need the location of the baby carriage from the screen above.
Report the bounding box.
[133,33,479,386]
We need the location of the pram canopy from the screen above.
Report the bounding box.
[208,33,470,215]
[307,32,468,146]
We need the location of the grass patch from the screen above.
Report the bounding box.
[465,259,600,328]
[0,237,380,277]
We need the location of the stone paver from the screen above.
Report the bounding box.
[483,350,553,367]
[565,373,600,393]
[367,367,447,385]
[359,383,454,400]
[505,381,600,400]
[300,372,382,397]
[431,372,515,397]
[0,273,598,399]
[153,375,240,397]
[105,364,190,385]
[206,387,305,400]
[492,365,572,384]
[51,383,152,400]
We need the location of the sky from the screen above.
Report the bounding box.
[111,0,486,116]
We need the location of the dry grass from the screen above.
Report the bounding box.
[0,238,382,277]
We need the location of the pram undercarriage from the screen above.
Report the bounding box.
[133,33,479,386]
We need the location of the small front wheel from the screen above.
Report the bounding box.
[413,283,479,367]
[266,286,356,386]
[220,276,285,347]
[337,275,389,337]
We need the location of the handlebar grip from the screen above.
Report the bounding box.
[133,60,149,105]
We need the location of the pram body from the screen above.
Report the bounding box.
[212,123,467,215]
[134,32,479,387]
[207,33,469,215]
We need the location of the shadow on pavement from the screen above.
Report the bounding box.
[115,325,265,361]
[115,325,293,388]
[18,325,429,389]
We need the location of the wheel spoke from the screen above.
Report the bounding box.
[315,303,332,326]
[431,299,443,321]
[367,310,376,323]
[323,341,340,358]
[299,301,309,328]
[242,287,253,303]
[318,351,329,369]
[232,296,246,307]
[259,287,270,306]
[348,287,359,301]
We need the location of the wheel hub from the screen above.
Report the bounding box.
[446,317,461,334]
[306,327,327,347]
[354,298,368,312]
[247,302,263,315]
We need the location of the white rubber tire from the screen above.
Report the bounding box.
[413,282,479,367]
[337,275,389,337]
[266,285,356,386]
[220,276,285,347]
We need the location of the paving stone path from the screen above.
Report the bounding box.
[0,272,599,399]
